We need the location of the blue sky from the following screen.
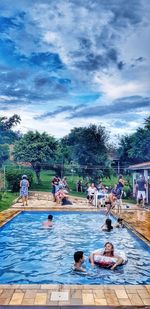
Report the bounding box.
[0,0,150,138]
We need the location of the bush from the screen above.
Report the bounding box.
[6,167,34,192]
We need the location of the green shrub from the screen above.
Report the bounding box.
[6,167,34,192]
[0,193,2,200]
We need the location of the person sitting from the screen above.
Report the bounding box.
[55,188,68,204]
[87,183,97,204]
[62,176,69,191]
[115,218,124,228]
[101,218,113,232]
[89,242,124,270]
[73,251,85,272]
[42,214,53,228]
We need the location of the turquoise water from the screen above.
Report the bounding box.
[0,211,150,284]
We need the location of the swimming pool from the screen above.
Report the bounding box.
[0,211,150,285]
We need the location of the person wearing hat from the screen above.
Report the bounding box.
[20,175,29,206]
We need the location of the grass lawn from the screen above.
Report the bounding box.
[30,170,134,201]
[0,192,18,212]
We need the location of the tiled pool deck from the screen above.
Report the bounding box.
[0,192,150,307]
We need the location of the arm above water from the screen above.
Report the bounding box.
[110,255,123,270]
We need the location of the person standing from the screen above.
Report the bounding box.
[136,175,147,207]
[20,175,29,206]
[51,175,60,202]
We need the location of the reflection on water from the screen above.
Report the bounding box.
[0,211,150,284]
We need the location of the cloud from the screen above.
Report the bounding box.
[67,96,150,119]
[34,104,85,120]
[0,0,149,137]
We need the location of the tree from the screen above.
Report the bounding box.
[13,131,57,183]
[0,144,9,167]
[118,115,150,166]
[62,124,111,181]
[0,114,21,144]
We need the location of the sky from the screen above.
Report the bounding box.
[0,0,150,138]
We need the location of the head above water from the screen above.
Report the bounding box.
[48,214,53,221]
[22,175,27,179]
[117,218,123,223]
[104,242,114,255]
[74,251,84,263]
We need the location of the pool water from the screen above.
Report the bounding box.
[0,211,150,285]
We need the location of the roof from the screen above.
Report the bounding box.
[128,162,150,170]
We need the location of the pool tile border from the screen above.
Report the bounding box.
[0,206,150,307]
[0,284,150,306]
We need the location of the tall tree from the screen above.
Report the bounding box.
[118,115,150,166]
[62,124,111,181]
[14,131,57,183]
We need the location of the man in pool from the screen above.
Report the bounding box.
[42,214,53,228]
[73,251,86,272]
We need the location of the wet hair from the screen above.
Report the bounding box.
[105,218,113,232]
[48,215,53,221]
[22,175,27,179]
[74,251,84,263]
[104,242,114,256]
[117,218,123,223]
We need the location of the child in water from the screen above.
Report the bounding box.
[115,218,124,228]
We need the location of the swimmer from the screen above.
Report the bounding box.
[73,251,85,272]
[115,218,125,228]
[89,242,123,270]
[42,214,53,228]
[101,218,113,232]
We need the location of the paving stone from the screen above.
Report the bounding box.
[9,292,24,305]
[0,290,3,295]
[70,298,83,305]
[142,298,150,305]
[115,289,128,298]
[137,289,150,298]
[71,289,82,298]
[125,287,138,293]
[24,289,37,298]
[34,293,47,305]
[21,298,35,305]
[0,298,11,305]
[94,298,107,305]
[104,293,119,306]
[82,293,95,305]
[0,289,14,298]
[119,298,132,305]
[128,293,144,305]
[93,290,105,298]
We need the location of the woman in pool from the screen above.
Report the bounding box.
[101,218,113,232]
[89,242,124,270]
